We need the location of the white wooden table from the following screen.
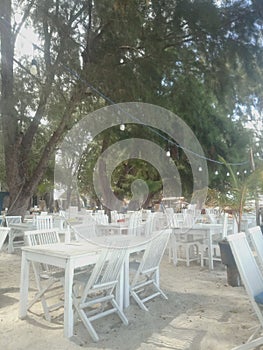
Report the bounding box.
[96,222,129,235]
[19,235,148,338]
[8,222,35,253]
[171,223,226,270]
[19,242,102,338]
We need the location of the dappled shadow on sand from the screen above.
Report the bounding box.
[69,289,231,349]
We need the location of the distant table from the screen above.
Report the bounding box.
[171,223,225,270]
[96,222,129,235]
[8,222,35,253]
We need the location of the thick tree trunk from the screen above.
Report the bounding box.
[0,1,91,218]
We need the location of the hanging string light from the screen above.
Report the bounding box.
[0,15,258,171]
[29,44,38,75]
[166,149,171,157]
[30,58,38,75]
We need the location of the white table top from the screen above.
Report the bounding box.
[21,234,150,256]
[21,241,101,258]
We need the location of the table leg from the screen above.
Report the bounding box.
[19,252,30,318]
[64,259,74,338]
[171,230,177,265]
[208,231,214,270]
[116,264,124,311]
[123,253,130,309]
[8,229,14,254]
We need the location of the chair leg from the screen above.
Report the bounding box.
[8,231,14,254]
[231,336,263,350]
[77,307,100,342]
[111,298,128,325]
[130,290,149,311]
[152,281,168,300]
[29,262,62,322]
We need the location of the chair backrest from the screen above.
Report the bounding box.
[5,215,22,227]
[133,229,171,280]
[24,229,60,246]
[248,226,263,270]
[0,227,11,251]
[72,223,97,241]
[163,208,175,227]
[80,246,127,301]
[111,211,125,223]
[227,232,263,326]
[36,215,54,230]
[93,212,108,225]
[144,212,166,236]
[127,211,142,235]
[182,213,195,228]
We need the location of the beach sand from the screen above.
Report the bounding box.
[0,250,260,350]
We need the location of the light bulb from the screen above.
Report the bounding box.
[215,170,219,175]
[120,123,125,131]
[166,150,171,157]
[198,166,202,172]
[87,132,93,141]
[226,172,230,176]
[30,59,38,75]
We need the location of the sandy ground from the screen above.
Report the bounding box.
[0,249,261,350]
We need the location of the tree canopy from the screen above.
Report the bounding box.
[0,0,262,214]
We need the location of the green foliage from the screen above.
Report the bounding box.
[207,156,263,230]
[1,0,263,213]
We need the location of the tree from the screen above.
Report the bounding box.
[206,156,263,231]
[0,0,262,217]
[0,0,95,216]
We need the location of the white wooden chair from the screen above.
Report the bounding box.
[5,215,23,253]
[0,227,11,251]
[127,211,143,236]
[129,229,171,311]
[93,212,108,225]
[170,213,202,267]
[144,212,159,237]
[200,212,229,267]
[247,226,263,271]
[72,246,128,342]
[36,215,54,230]
[111,211,125,223]
[71,222,97,241]
[228,232,263,350]
[24,229,64,321]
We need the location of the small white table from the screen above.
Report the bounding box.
[96,222,129,235]
[8,222,35,253]
[171,223,225,270]
[19,242,101,338]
